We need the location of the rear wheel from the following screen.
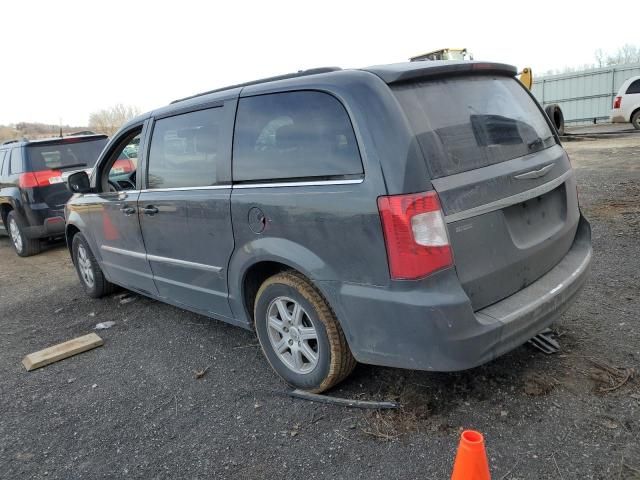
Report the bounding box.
[7,211,41,257]
[632,110,640,130]
[72,233,115,298]
[254,271,356,393]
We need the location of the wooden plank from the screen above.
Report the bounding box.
[22,333,104,371]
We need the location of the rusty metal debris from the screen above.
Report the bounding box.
[289,389,399,409]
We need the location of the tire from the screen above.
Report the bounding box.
[254,271,356,393]
[545,104,565,136]
[72,233,115,298]
[632,110,640,130]
[7,210,41,257]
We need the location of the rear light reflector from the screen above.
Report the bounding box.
[19,170,63,188]
[377,191,453,280]
[613,96,622,109]
[44,216,65,225]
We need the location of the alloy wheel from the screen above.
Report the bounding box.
[9,218,23,253]
[266,296,319,374]
[77,244,95,288]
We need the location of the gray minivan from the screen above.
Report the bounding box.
[65,61,592,392]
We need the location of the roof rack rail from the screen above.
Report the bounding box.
[171,67,341,104]
[1,139,19,145]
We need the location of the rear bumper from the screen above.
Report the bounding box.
[610,112,627,123]
[22,205,66,239]
[325,215,592,371]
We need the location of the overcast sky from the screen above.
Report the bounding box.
[1,0,638,126]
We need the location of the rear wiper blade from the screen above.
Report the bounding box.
[527,138,544,150]
[528,135,554,151]
[61,163,88,169]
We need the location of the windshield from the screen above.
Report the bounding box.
[26,138,108,171]
[393,75,556,178]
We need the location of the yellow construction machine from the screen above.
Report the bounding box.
[409,48,472,62]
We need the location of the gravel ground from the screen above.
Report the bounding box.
[1,133,639,479]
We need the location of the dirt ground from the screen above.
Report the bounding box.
[1,133,639,479]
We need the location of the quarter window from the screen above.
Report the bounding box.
[626,79,640,95]
[10,148,23,174]
[100,131,142,192]
[147,108,225,189]
[233,91,362,182]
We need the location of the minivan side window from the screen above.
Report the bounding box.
[626,79,640,95]
[9,148,23,174]
[0,150,6,177]
[147,107,225,189]
[233,91,362,182]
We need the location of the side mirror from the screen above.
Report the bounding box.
[67,171,92,194]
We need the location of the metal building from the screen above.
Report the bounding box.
[531,63,640,125]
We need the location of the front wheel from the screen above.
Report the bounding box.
[72,233,115,298]
[254,271,356,393]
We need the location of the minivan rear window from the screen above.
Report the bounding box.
[233,91,362,182]
[393,76,556,178]
[26,138,108,171]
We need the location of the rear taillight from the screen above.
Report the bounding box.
[377,191,453,280]
[19,170,63,188]
[613,96,622,109]
[111,158,134,174]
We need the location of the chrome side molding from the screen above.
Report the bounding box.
[101,245,223,273]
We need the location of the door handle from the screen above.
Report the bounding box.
[142,205,159,215]
[120,205,136,215]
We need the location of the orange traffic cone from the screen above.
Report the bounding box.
[451,430,491,480]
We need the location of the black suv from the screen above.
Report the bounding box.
[0,135,107,256]
[65,62,591,392]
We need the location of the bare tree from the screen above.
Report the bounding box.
[88,104,141,136]
[603,44,640,66]
[594,48,605,68]
[619,44,640,63]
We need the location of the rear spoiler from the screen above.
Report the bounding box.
[26,135,108,147]
[363,61,518,85]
